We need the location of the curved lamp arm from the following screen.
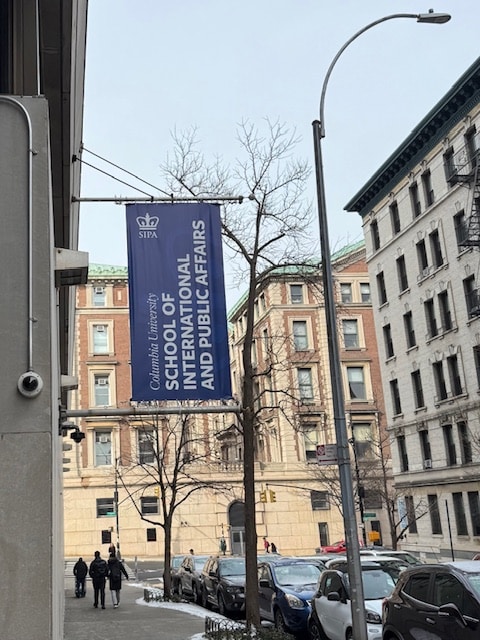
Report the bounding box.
[318,11,451,138]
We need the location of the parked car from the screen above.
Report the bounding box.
[325,556,409,582]
[360,548,423,566]
[382,561,480,640]
[170,554,186,593]
[258,557,325,635]
[176,554,209,602]
[320,540,347,553]
[201,555,246,616]
[308,562,396,640]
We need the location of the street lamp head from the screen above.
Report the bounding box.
[417,11,451,24]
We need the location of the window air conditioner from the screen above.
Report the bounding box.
[94,287,105,294]
[424,459,432,469]
[96,325,106,332]
[97,379,107,386]
[99,435,109,443]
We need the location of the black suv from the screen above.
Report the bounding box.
[382,561,480,640]
[201,555,246,616]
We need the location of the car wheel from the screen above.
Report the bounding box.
[308,617,326,640]
[192,583,200,604]
[218,592,228,617]
[274,609,287,633]
[346,629,353,640]
[201,587,211,610]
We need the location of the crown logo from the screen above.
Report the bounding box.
[136,213,159,230]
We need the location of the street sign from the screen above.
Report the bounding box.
[316,443,338,465]
[363,512,377,519]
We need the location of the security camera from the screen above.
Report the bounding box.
[70,430,85,444]
[17,371,44,398]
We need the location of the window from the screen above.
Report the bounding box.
[429,230,444,268]
[96,497,114,517]
[390,379,402,415]
[303,423,320,462]
[141,496,159,515]
[458,422,472,464]
[390,201,401,235]
[92,324,109,354]
[364,489,382,510]
[376,272,387,305]
[95,430,112,466]
[138,429,155,464]
[93,286,106,307]
[433,362,447,402]
[290,284,303,304]
[454,210,467,248]
[443,425,456,466]
[421,170,434,207]
[383,324,394,359]
[146,528,157,542]
[292,320,308,350]
[297,368,314,402]
[419,429,431,463]
[352,423,372,459]
[424,299,438,339]
[447,354,463,397]
[443,147,456,184]
[438,291,453,332]
[411,370,425,409]
[452,493,468,535]
[403,311,416,349]
[409,182,422,218]
[405,495,417,533]
[474,346,480,388]
[340,283,352,303]
[464,275,480,317]
[416,239,429,275]
[428,495,442,534]
[398,435,409,472]
[311,490,330,510]
[396,255,409,292]
[347,367,366,400]
[360,283,371,303]
[318,522,329,547]
[371,219,380,251]
[94,374,110,406]
[342,319,359,349]
[465,125,479,168]
[468,492,480,536]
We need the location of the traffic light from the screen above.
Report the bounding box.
[101,529,112,544]
[260,490,267,503]
[269,490,276,503]
[154,486,159,496]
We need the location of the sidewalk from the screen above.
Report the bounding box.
[64,562,205,640]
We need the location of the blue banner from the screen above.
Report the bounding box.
[126,203,232,401]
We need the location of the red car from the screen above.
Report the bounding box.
[320,540,346,553]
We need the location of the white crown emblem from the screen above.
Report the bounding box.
[136,213,159,230]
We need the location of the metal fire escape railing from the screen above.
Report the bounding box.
[446,137,480,248]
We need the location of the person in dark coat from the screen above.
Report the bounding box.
[73,557,88,597]
[89,550,108,609]
[107,552,129,607]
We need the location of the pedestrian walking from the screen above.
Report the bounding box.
[263,536,270,553]
[270,542,278,554]
[73,557,88,598]
[107,552,129,607]
[89,550,108,609]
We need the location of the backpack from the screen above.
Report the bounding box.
[96,560,108,578]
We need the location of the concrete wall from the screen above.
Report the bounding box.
[0,97,61,639]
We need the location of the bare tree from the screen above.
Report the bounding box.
[161,119,313,628]
[118,408,231,599]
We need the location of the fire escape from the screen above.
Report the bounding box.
[446,135,480,316]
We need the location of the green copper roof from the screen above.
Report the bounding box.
[88,263,128,278]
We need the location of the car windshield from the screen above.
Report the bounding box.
[219,559,245,577]
[274,563,321,587]
[172,556,184,568]
[344,569,395,600]
[194,557,208,571]
[466,573,480,596]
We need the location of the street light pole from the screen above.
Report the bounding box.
[312,11,450,640]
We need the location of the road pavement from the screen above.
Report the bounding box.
[64,560,205,640]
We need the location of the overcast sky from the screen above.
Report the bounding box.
[79,0,480,308]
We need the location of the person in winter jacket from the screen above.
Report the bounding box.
[73,557,88,598]
[107,552,129,607]
[89,551,108,609]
